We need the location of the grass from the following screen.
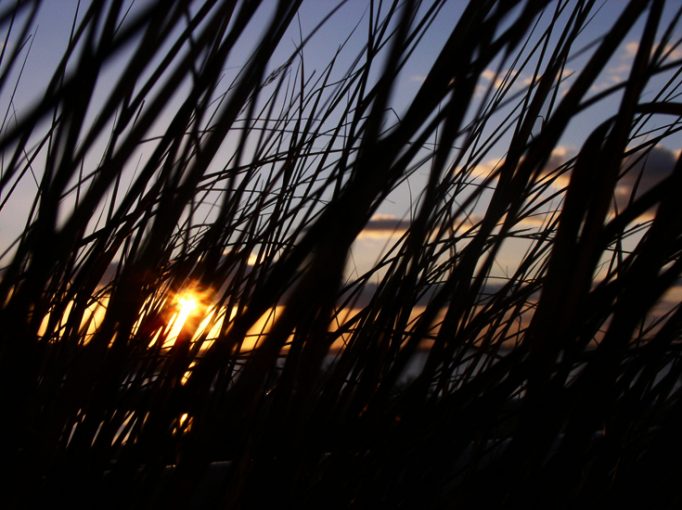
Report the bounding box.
[1,0,682,507]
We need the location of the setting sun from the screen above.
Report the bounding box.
[165,287,210,346]
[176,292,201,319]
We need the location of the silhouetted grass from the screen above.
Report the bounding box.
[1,0,682,508]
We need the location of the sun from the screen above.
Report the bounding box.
[176,291,201,319]
[165,287,209,346]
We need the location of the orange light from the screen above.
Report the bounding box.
[176,291,201,319]
[165,286,209,347]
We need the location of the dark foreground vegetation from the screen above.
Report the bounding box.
[1,0,682,507]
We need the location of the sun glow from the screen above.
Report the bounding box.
[165,287,210,347]
[177,292,201,319]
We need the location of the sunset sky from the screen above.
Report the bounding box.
[1,0,681,282]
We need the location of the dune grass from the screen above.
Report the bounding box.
[1,0,682,507]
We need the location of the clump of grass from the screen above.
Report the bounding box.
[1,0,682,507]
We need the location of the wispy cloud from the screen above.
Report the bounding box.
[477,67,525,96]
[465,146,574,189]
[624,40,639,57]
[515,212,559,229]
[625,40,682,60]
[592,39,682,93]
[590,41,636,92]
[358,213,411,239]
[476,67,574,98]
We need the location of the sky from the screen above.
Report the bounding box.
[1,0,681,285]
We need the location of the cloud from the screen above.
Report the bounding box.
[481,68,496,82]
[475,68,520,99]
[462,144,674,207]
[535,145,678,204]
[514,212,559,229]
[591,63,631,93]
[534,144,677,217]
[592,39,682,93]
[466,146,574,188]
[591,41,637,92]
[615,145,677,207]
[472,145,677,202]
[624,41,639,57]
[537,146,574,187]
[468,156,504,180]
[450,214,483,236]
[342,279,509,309]
[625,40,682,60]
[476,67,574,99]
[479,67,523,91]
[358,214,411,239]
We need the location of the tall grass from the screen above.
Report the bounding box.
[1,0,682,507]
